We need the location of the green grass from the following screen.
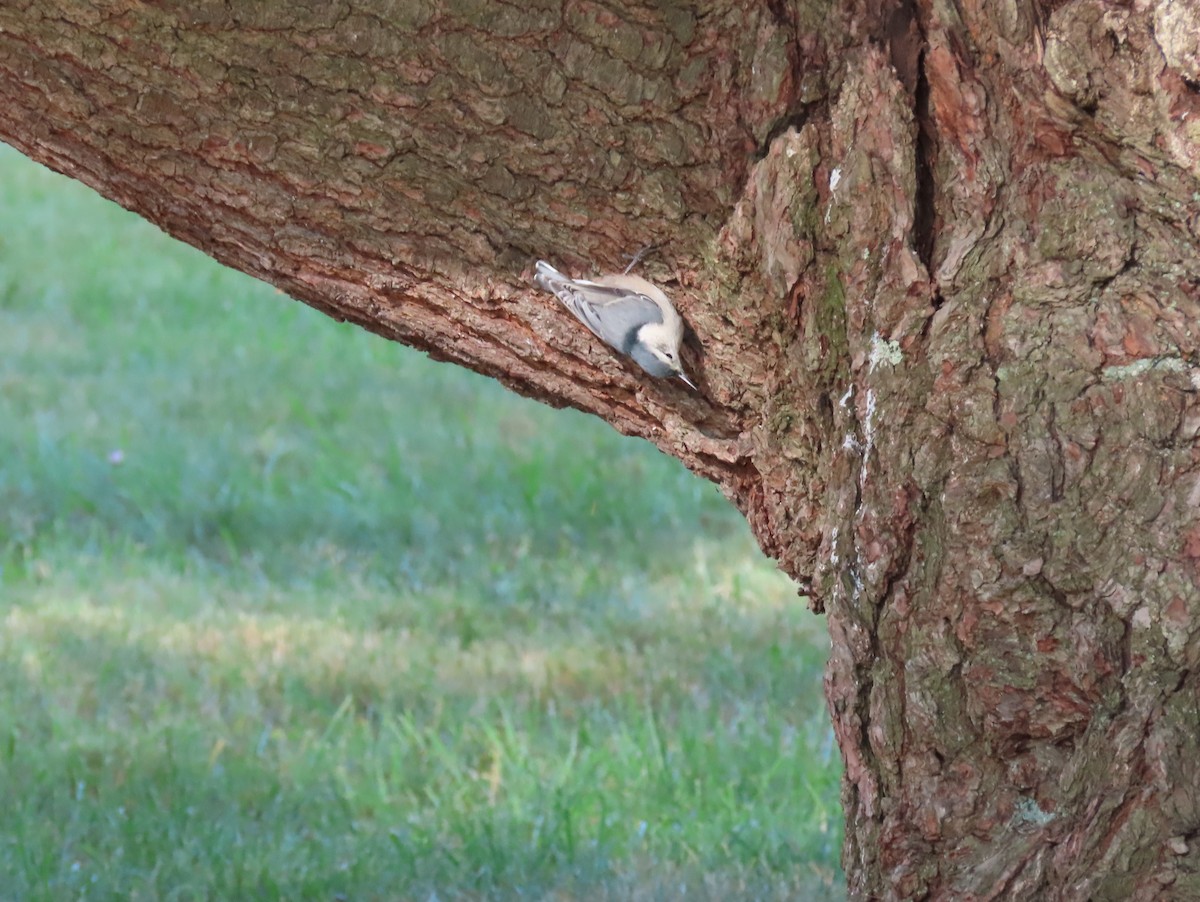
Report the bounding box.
[0,144,842,901]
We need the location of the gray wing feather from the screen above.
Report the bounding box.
[535,263,663,350]
[568,289,663,350]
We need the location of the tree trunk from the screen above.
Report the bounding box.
[4,0,1200,896]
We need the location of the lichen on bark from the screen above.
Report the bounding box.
[3,0,1200,898]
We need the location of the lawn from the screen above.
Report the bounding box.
[0,145,842,901]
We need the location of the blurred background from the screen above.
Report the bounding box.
[0,145,842,900]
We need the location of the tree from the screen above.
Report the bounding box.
[4,0,1199,896]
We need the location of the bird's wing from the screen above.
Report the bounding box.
[570,286,664,351]
[538,270,663,351]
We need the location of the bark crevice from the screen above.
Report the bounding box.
[5,1,1200,897]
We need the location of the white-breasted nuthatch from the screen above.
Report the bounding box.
[533,260,697,389]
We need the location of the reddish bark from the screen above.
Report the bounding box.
[3,0,1200,897]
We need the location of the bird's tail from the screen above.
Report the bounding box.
[533,260,608,342]
[533,260,568,293]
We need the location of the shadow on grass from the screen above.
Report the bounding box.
[0,582,843,901]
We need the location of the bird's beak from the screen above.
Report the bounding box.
[677,372,698,391]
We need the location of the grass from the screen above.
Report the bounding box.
[0,144,843,901]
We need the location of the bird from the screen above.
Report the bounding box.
[533,260,697,390]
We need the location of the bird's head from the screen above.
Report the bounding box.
[634,325,696,389]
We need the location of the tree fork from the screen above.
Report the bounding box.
[3,1,1200,898]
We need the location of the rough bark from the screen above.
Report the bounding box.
[4,0,1200,898]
